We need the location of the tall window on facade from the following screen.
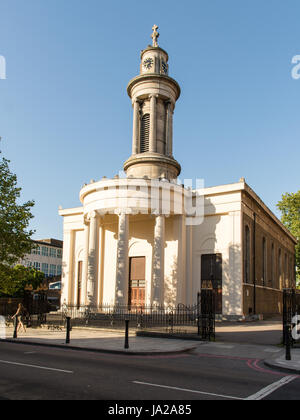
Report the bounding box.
[244,225,251,284]
[278,249,282,289]
[50,248,56,258]
[271,243,275,288]
[50,264,56,277]
[32,246,40,255]
[140,114,150,153]
[42,263,49,276]
[42,246,49,257]
[262,238,267,286]
[284,253,288,288]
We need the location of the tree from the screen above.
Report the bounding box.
[277,191,300,288]
[0,150,35,270]
[0,265,45,298]
[0,147,36,294]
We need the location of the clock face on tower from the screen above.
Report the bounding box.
[143,58,154,70]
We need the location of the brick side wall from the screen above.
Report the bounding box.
[242,190,296,315]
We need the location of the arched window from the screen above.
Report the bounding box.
[140,114,150,153]
[244,225,251,284]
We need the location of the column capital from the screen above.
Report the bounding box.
[132,98,142,106]
[88,210,98,220]
[165,100,175,109]
[84,213,90,224]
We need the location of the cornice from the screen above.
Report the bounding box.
[127,74,181,100]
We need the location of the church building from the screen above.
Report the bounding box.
[59,27,297,319]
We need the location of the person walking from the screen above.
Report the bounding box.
[12,303,26,333]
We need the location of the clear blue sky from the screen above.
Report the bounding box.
[0,0,299,240]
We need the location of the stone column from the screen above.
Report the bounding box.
[177,215,186,305]
[152,215,165,306]
[115,212,129,306]
[149,94,157,153]
[185,225,193,305]
[82,220,90,305]
[165,101,171,156]
[87,211,98,307]
[167,103,174,157]
[61,229,75,305]
[98,222,105,306]
[132,99,140,155]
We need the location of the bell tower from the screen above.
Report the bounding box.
[124,26,181,181]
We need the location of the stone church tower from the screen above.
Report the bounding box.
[124,25,181,181]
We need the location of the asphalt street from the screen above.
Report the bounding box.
[0,341,298,401]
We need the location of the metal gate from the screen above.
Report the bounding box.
[283,289,300,345]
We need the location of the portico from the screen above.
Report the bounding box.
[60,204,186,308]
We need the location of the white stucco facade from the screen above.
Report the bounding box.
[59,28,296,319]
[59,178,247,317]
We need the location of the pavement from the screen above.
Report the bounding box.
[264,349,300,375]
[1,326,199,355]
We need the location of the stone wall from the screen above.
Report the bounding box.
[243,284,283,316]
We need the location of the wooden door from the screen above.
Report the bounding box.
[129,257,146,308]
[201,254,223,314]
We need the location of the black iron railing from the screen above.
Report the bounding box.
[1,292,216,340]
[283,289,300,345]
[43,294,215,339]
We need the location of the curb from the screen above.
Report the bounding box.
[264,359,300,376]
[0,338,197,357]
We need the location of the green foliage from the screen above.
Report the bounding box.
[0,150,35,269]
[277,191,300,286]
[0,265,45,297]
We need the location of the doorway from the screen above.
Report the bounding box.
[129,257,146,308]
[201,254,222,314]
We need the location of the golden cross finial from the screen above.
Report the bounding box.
[151,25,159,47]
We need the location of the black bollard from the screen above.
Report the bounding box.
[13,317,18,339]
[285,324,292,361]
[66,317,71,344]
[124,319,129,349]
